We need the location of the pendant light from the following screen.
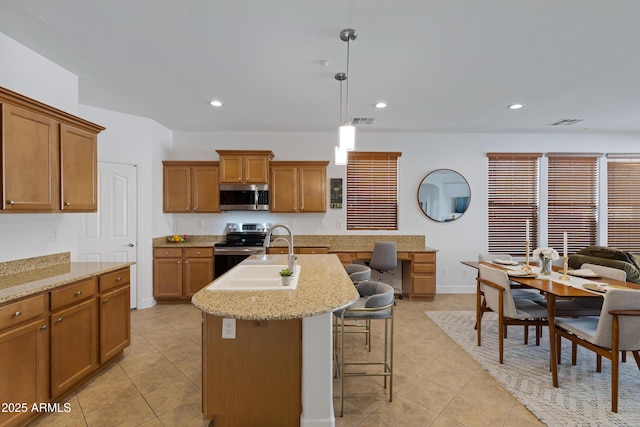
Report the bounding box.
[334,71,348,165]
[338,29,357,152]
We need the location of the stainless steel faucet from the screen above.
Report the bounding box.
[263,224,295,272]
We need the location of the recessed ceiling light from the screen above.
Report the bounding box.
[508,103,524,110]
[375,102,387,109]
[210,100,223,107]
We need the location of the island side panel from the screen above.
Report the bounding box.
[203,313,302,426]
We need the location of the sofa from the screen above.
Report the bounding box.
[568,246,640,284]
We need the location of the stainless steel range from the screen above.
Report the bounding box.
[214,223,271,278]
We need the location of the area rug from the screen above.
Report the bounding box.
[425,310,640,427]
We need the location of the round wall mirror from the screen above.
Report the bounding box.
[417,169,471,222]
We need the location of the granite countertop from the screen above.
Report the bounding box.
[153,234,435,253]
[0,252,134,304]
[191,254,359,321]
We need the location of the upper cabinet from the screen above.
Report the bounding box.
[216,150,274,184]
[270,161,328,213]
[60,124,98,211]
[0,87,104,213]
[163,161,220,213]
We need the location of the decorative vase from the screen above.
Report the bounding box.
[281,276,292,286]
[540,257,552,275]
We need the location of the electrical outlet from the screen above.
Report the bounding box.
[222,318,236,339]
[50,228,58,242]
[336,221,343,229]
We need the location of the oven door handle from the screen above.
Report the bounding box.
[215,248,266,256]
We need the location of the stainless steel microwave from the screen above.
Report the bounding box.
[219,184,269,211]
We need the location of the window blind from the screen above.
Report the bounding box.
[607,158,640,253]
[547,155,599,254]
[346,151,401,230]
[487,153,541,255]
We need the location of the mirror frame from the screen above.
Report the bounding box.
[417,168,471,222]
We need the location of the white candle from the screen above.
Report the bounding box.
[563,231,568,258]
[526,220,530,242]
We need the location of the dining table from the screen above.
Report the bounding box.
[461,260,640,387]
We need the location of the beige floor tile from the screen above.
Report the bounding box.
[77,379,142,417]
[367,393,439,425]
[157,398,210,427]
[441,393,511,427]
[118,350,172,377]
[83,394,156,427]
[143,377,201,416]
[129,363,189,394]
[30,393,86,427]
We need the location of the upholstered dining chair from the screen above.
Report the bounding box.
[554,288,640,413]
[344,263,371,284]
[477,264,549,364]
[333,281,394,417]
[366,242,397,282]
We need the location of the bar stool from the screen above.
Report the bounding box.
[333,281,394,417]
[345,264,371,284]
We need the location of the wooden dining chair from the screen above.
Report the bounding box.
[554,288,640,412]
[477,265,549,364]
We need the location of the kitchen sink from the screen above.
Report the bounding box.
[206,264,301,291]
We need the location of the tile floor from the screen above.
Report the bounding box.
[32,295,544,427]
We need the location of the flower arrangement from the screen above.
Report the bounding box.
[532,247,559,275]
[532,247,559,261]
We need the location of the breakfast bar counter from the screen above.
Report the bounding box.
[192,253,358,427]
[191,253,358,320]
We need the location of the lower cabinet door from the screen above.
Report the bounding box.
[184,258,213,297]
[100,285,131,363]
[0,318,49,427]
[50,298,98,398]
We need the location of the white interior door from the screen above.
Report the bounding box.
[81,161,138,308]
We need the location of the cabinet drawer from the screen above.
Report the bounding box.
[412,276,436,296]
[185,247,214,258]
[296,247,328,254]
[0,294,46,331]
[268,247,290,255]
[99,268,130,292]
[413,263,436,274]
[154,248,183,258]
[335,253,354,264]
[413,252,436,263]
[51,278,97,311]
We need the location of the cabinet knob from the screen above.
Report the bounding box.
[116,276,121,281]
[194,206,198,211]
[185,261,189,264]
[103,298,109,303]
[177,261,181,264]
[56,317,63,323]
[65,202,71,206]
[8,200,15,205]
[14,311,21,317]
[238,177,242,182]
[75,290,82,296]
[40,324,48,330]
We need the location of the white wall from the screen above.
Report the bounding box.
[171,131,640,293]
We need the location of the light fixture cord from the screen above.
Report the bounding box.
[345,38,351,124]
[339,78,344,125]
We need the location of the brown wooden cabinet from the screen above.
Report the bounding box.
[404,252,437,300]
[0,294,49,427]
[98,268,131,363]
[50,279,99,398]
[0,86,104,213]
[60,123,98,211]
[1,102,59,211]
[270,161,328,213]
[216,150,274,184]
[203,314,302,424]
[268,246,329,255]
[0,265,130,425]
[163,161,219,213]
[153,247,214,301]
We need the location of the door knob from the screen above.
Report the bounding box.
[128,243,135,247]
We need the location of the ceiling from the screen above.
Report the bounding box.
[2,0,640,134]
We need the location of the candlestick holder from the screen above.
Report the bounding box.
[559,256,570,281]
[522,239,532,272]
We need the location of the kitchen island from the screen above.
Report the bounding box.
[191,253,359,427]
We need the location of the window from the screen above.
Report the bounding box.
[487,153,541,255]
[607,155,640,253]
[547,154,599,254]
[346,151,401,230]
